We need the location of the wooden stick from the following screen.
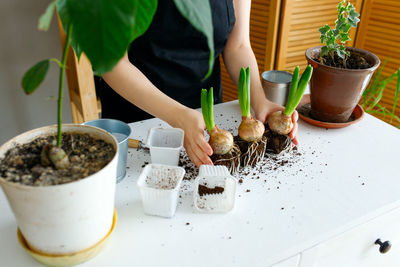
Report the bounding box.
[128,138,141,149]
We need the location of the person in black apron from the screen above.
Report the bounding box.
[96,0,299,167]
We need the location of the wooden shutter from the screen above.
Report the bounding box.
[275,0,363,71]
[221,0,281,102]
[355,0,400,125]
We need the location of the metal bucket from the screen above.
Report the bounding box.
[261,70,292,106]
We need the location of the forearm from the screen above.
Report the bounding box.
[102,56,187,127]
[103,56,213,166]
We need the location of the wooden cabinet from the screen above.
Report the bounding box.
[299,207,400,267]
[270,208,400,267]
[1,101,400,266]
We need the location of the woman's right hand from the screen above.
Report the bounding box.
[173,108,214,167]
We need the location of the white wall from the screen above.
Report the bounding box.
[0,0,72,144]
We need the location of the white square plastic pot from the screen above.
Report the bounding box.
[193,165,237,213]
[146,128,184,166]
[137,164,185,218]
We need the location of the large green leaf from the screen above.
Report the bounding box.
[57,0,157,75]
[22,60,50,94]
[131,0,158,42]
[38,1,56,31]
[173,0,214,80]
[56,0,83,60]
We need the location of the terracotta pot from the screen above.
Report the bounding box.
[305,46,380,122]
[0,124,118,256]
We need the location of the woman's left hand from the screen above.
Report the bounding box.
[254,99,299,145]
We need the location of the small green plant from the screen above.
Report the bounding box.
[360,61,400,128]
[319,0,360,63]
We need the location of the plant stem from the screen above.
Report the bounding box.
[284,66,299,115]
[201,88,215,133]
[284,65,313,116]
[238,67,251,118]
[392,69,400,116]
[364,70,398,111]
[57,23,72,147]
[207,87,215,132]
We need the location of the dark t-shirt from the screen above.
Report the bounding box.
[96,0,236,123]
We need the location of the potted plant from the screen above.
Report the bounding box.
[0,0,214,264]
[305,0,380,123]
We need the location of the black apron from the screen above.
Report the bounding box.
[96,0,236,123]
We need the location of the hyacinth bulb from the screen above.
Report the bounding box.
[238,116,265,142]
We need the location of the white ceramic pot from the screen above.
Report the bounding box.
[0,124,118,255]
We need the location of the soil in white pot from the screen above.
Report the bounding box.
[0,133,115,186]
[198,184,224,196]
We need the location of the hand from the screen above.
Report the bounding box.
[173,108,213,167]
[254,99,299,145]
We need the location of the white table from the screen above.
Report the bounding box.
[1,101,399,266]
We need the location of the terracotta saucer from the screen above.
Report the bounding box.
[297,94,364,129]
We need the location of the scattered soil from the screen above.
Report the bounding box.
[141,161,149,168]
[264,125,292,155]
[235,135,267,167]
[179,151,198,180]
[211,144,241,174]
[0,133,115,186]
[198,184,224,196]
[315,51,371,69]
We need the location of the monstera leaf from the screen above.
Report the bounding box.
[57,0,157,75]
[24,0,215,93]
